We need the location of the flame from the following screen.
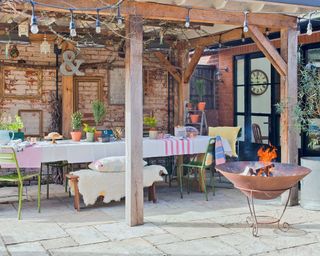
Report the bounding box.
[257,145,277,176]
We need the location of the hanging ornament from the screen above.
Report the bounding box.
[40,35,51,54]
[10,45,19,58]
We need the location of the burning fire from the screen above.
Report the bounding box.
[257,145,277,177]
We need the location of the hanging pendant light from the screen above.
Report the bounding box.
[30,1,39,34]
[69,10,77,37]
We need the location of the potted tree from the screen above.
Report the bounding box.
[0,113,24,144]
[143,116,158,139]
[83,123,96,142]
[195,79,206,111]
[92,100,106,141]
[277,64,320,210]
[70,111,83,141]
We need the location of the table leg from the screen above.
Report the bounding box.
[72,177,80,211]
[148,183,157,203]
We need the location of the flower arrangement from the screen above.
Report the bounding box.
[0,113,24,131]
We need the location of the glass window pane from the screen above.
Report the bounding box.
[251,85,271,113]
[250,57,271,83]
[236,116,245,141]
[251,116,269,143]
[237,59,244,85]
[237,86,244,113]
[307,48,320,68]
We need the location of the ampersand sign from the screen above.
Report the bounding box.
[60,50,84,76]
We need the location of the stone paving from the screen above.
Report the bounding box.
[0,183,319,256]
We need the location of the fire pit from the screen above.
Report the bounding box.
[215,161,311,236]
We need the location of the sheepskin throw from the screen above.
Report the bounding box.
[70,165,167,206]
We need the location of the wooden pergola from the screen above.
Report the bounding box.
[8,0,319,226]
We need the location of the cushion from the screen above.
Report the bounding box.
[89,156,147,172]
[208,126,241,157]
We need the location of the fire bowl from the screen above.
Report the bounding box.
[216,161,311,200]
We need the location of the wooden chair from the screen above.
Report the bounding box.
[252,123,268,144]
[0,146,41,219]
[179,138,215,201]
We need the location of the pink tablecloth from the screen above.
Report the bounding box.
[2,146,43,169]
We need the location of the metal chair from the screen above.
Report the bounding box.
[252,123,268,144]
[0,146,41,220]
[179,138,215,201]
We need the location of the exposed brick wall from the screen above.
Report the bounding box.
[0,42,169,135]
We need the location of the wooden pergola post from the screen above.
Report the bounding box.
[125,15,144,226]
[280,28,299,205]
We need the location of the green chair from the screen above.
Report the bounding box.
[179,138,215,201]
[0,146,41,220]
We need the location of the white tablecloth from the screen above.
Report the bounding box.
[14,136,232,168]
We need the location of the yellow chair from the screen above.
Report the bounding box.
[208,126,241,157]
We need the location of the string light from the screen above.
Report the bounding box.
[307,13,313,36]
[241,31,245,43]
[96,10,101,34]
[185,9,190,28]
[243,11,249,33]
[117,6,123,26]
[69,10,77,37]
[30,1,39,34]
[265,28,270,36]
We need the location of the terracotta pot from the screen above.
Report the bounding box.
[198,102,206,111]
[70,131,82,141]
[190,114,199,124]
[94,130,102,141]
[149,130,158,139]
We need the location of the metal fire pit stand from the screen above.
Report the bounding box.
[238,187,292,237]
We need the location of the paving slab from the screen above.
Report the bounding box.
[40,237,78,250]
[65,226,109,245]
[7,242,49,256]
[158,237,240,256]
[95,221,166,241]
[50,238,163,256]
[0,236,8,256]
[0,220,68,244]
[254,242,320,256]
[143,233,182,246]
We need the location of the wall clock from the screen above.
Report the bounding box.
[250,69,269,95]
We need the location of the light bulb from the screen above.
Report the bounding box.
[70,28,77,37]
[117,17,123,26]
[241,37,245,43]
[96,10,101,34]
[243,25,248,33]
[185,16,190,28]
[96,25,101,34]
[30,23,39,34]
[307,20,313,35]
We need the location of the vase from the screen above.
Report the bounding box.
[86,132,95,142]
[70,131,82,142]
[149,130,158,139]
[0,130,14,145]
[190,114,199,124]
[301,157,320,210]
[198,102,206,111]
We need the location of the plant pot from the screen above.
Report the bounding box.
[70,131,82,142]
[149,130,158,139]
[186,103,193,111]
[86,132,95,142]
[190,114,199,124]
[94,130,102,142]
[198,102,206,111]
[301,157,320,210]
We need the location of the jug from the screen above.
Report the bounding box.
[0,130,14,145]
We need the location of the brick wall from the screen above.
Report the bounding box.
[201,31,320,127]
[0,42,169,135]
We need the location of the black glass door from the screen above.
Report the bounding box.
[234,52,280,146]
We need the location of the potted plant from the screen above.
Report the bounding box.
[143,116,158,139]
[0,113,24,144]
[195,79,206,111]
[276,64,320,210]
[83,123,96,142]
[92,100,106,141]
[71,111,83,141]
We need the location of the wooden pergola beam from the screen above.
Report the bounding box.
[184,46,205,83]
[16,1,297,28]
[249,25,287,76]
[153,52,181,83]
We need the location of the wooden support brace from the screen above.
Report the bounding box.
[154,52,181,83]
[249,25,287,77]
[184,46,205,83]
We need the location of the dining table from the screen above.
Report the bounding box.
[10,135,232,168]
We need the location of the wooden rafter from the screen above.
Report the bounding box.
[184,46,205,83]
[249,25,287,76]
[15,1,297,28]
[153,52,181,83]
